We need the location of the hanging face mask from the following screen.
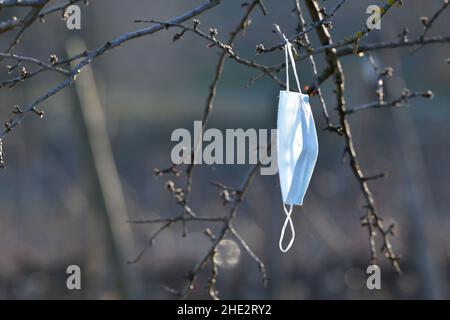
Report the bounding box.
[277,42,319,252]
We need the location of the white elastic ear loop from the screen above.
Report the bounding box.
[284,43,290,92]
[284,42,302,93]
[279,204,295,252]
[287,43,301,93]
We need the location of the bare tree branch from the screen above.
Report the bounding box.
[0,0,222,140]
[293,0,339,134]
[259,0,347,53]
[305,0,401,272]
[179,164,260,298]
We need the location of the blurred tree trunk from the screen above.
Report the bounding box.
[66,38,142,299]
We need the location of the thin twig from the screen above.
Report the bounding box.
[229,225,268,286]
[411,0,449,54]
[346,90,433,114]
[128,216,226,224]
[0,53,69,75]
[259,0,347,53]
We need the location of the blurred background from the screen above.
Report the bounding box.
[0,0,449,299]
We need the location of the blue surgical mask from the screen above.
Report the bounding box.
[277,42,319,252]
